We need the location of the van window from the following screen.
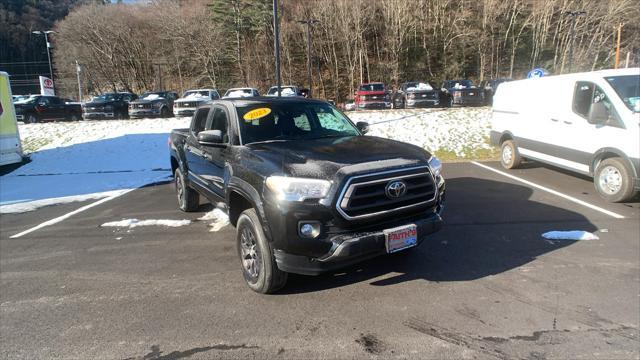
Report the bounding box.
[573,82,594,118]
[573,81,622,127]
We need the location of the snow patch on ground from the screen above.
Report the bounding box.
[0,117,190,213]
[348,108,491,157]
[542,231,599,241]
[198,208,230,232]
[101,218,191,228]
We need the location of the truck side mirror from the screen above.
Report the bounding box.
[356,121,369,135]
[197,130,224,145]
[588,101,608,125]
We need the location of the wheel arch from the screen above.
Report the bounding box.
[227,177,272,240]
[591,148,637,178]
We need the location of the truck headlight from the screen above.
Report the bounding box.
[428,155,442,177]
[266,176,331,202]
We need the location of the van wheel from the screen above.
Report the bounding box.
[174,168,199,211]
[500,140,521,169]
[594,158,635,203]
[237,208,287,294]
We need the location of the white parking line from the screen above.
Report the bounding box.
[9,189,136,239]
[470,161,625,219]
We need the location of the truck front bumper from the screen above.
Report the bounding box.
[273,211,443,276]
[129,109,161,118]
[83,112,115,119]
[173,107,196,117]
[358,101,391,110]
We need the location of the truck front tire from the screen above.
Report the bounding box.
[500,140,521,169]
[594,157,636,203]
[174,168,199,212]
[236,208,287,294]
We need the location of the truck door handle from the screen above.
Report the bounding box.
[563,120,573,125]
[550,118,559,122]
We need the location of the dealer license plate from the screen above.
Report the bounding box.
[384,224,418,253]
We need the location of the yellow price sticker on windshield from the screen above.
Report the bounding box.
[243,107,271,121]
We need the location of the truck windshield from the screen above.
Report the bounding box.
[92,93,119,102]
[359,84,384,92]
[140,93,165,100]
[605,75,640,112]
[182,90,209,98]
[267,87,296,96]
[236,102,360,144]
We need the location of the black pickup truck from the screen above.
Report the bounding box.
[169,97,445,293]
[441,79,485,107]
[14,95,82,123]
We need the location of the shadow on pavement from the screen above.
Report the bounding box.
[281,176,596,294]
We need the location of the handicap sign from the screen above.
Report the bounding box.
[527,68,549,79]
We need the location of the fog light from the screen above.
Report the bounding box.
[299,221,321,238]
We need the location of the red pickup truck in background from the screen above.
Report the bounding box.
[354,82,391,110]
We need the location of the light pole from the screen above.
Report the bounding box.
[564,11,586,73]
[273,0,281,97]
[32,30,55,91]
[75,60,83,102]
[297,19,319,97]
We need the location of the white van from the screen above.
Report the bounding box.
[0,72,24,167]
[490,68,640,202]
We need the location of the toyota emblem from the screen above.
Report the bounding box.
[385,180,407,199]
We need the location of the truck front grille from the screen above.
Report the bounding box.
[336,166,436,220]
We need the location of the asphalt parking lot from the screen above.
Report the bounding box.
[1,161,638,359]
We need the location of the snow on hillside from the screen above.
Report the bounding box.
[348,107,492,157]
[1,108,490,213]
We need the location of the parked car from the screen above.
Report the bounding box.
[169,97,445,293]
[13,95,82,123]
[82,92,137,120]
[355,82,391,110]
[128,91,178,118]
[441,79,484,107]
[343,100,356,111]
[480,79,511,105]
[491,68,640,202]
[223,88,260,98]
[266,85,303,97]
[393,81,445,108]
[173,89,220,117]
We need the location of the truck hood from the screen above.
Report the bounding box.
[246,135,431,179]
[84,100,117,107]
[130,99,163,105]
[357,90,387,96]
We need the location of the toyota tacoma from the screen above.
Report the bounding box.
[169,97,445,293]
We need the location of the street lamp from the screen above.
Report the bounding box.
[273,0,282,97]
[32,30,56,92]
[297,19,319,98]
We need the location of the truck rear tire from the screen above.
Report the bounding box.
[236,208,287,294]
[174,168,199,212]
[500,140,521,169]
[594,157,636,203]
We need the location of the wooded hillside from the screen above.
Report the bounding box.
[46,0,640,100]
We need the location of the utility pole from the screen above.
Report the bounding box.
[564,11,586,74]
[32,30,55,93]
[273,0,281,97]
[75,60,83,102]
[297,19,319,97]
[614,23,623,69]
[153,62,167,90]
